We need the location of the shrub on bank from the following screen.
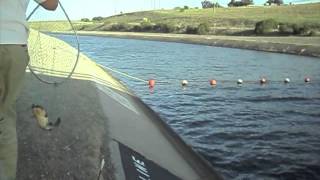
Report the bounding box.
[106,22,176,33]
[279,23,319,36]
[278,23,294,35]
[185,25,198,34]
[255,19,278,35]
[292,24,303,35]
[292,24,312,35]
[141,21,153,31]
[310,30,320,36]
[153,23,175,33]
[81,18,90,22]
[198,23,210,35]
[110,23,130,31]
[132,25,142,32]
[92,16,103,21]
[184,23,210,35]
[256,19,320,36]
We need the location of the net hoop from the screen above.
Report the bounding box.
[26,1,80,85]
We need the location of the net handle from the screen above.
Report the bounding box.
[26,1,80,85]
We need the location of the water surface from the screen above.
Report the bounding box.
[56,34,320,180]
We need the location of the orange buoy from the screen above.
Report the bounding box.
[210,79,217,86]
[148,79,155,88]
[181,80,188,86]
[260,77,267,84]
[304,77,311,83]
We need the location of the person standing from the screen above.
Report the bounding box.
[0,0,58,179]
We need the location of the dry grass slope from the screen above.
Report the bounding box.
[103,3,320,29]
[29,3,320,33]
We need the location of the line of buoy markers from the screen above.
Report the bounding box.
[100,65,315,88]
[148,77,313,88]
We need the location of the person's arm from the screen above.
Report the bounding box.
[38,0,59,11]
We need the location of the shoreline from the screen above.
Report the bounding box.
[58,31,320,58]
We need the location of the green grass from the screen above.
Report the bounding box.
[103,3,320,28]
[29,3,320,35]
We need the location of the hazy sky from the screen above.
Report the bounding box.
[27,0,319,20]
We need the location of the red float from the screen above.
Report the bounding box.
[210,79,217,86]
[148,79,155,88]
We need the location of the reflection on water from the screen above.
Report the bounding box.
[57,34,320,180]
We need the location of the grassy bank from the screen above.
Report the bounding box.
[29,3,320,57]
[97,3,320,35]
[30,3,320,36]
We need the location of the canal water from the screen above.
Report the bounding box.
[56,34,320,180]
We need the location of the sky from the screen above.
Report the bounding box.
[27,0,319,20]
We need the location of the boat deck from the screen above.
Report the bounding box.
[17,74,114,180]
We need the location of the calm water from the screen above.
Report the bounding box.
[56,34,320,180]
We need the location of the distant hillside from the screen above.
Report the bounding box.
[103,3,319,27]
[30,3,320,36]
